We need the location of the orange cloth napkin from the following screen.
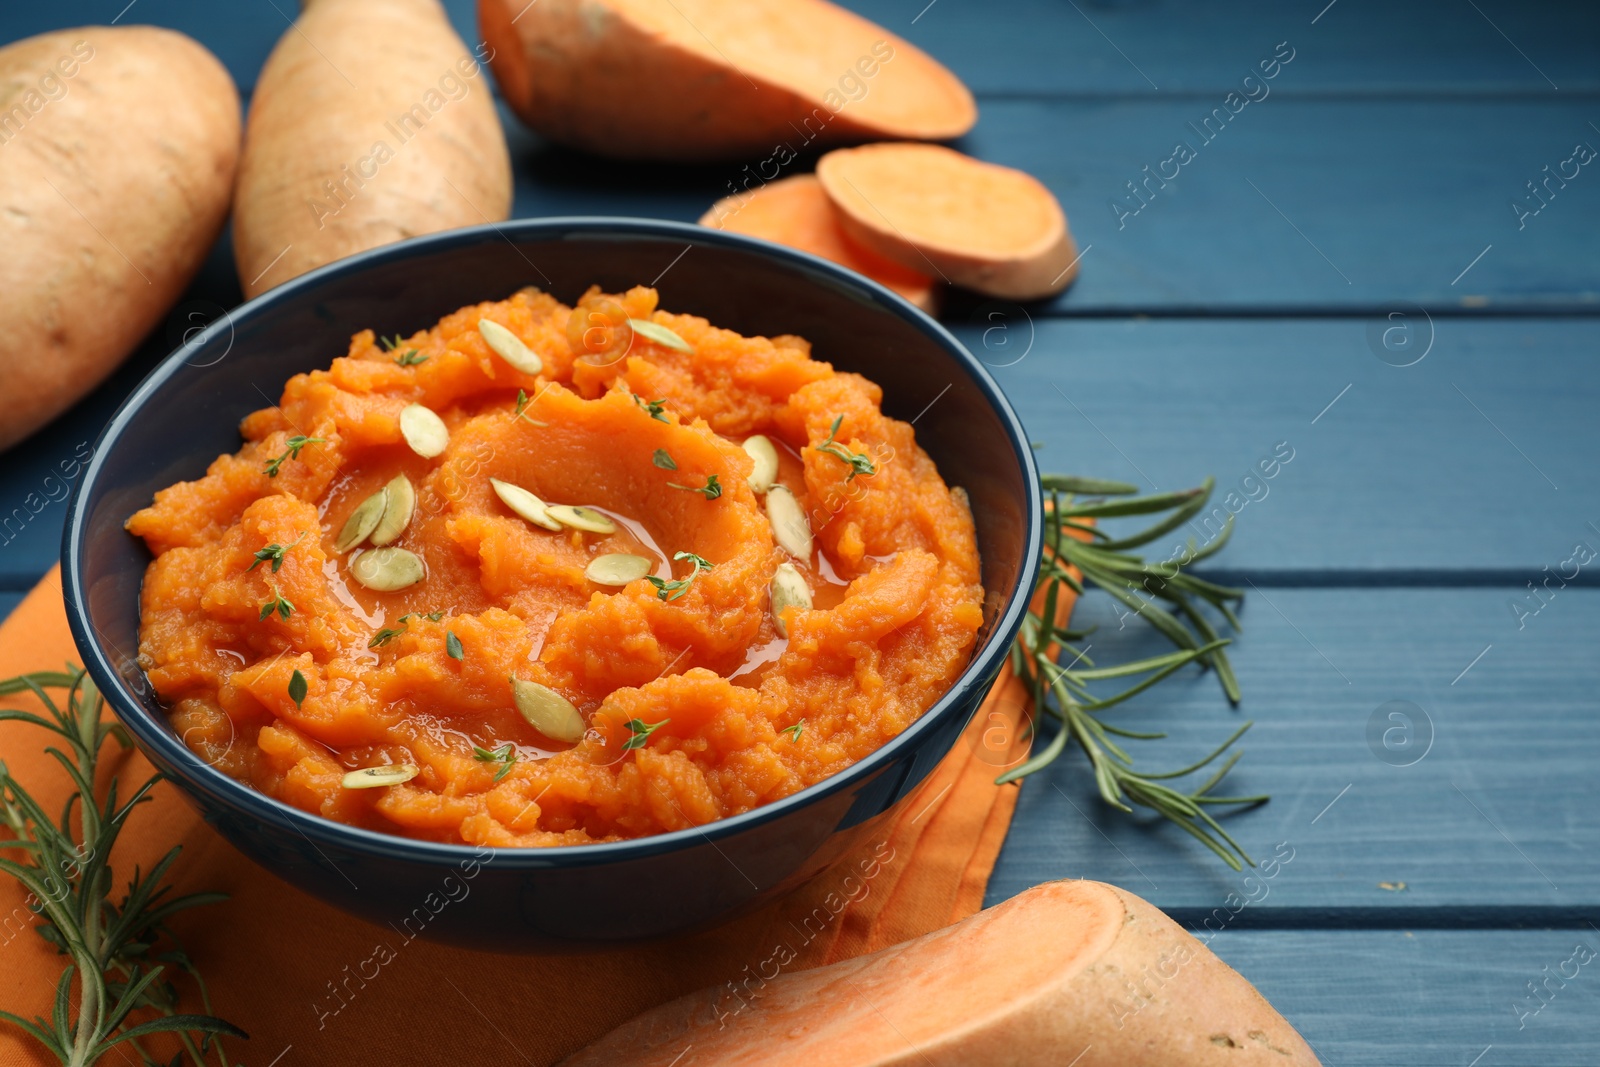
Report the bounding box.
[0,567,1060,1066]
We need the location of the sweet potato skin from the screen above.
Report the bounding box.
[480,0,975,161]
[0,26,239,452]
[234,0,511,297]
[560,880,1319,1066]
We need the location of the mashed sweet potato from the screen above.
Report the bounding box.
[127,286,983,846]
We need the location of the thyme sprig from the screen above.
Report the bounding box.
[0,668,245,1065]
[646,552,713,601]
[246,532,305,574]
[667,474,721,500]
[262,435,322,478]
[814,416,876,480]
[1001,476,1266,869]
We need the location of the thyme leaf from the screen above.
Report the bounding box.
[652,449,677,471]
[782,720,805,743]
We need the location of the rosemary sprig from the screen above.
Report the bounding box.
[0,668,245,1065]
[1000,476,1267,869]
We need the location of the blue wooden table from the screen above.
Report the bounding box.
[4,2,1598,1063]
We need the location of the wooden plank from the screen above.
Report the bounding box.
[505,97,1600,312]
[972,317,1600,578]
[988,589,1600,916]
[949,99,1600,313]
[6,0,1597,95]
[1200,929,1600,1067]
[862,0,1600,96]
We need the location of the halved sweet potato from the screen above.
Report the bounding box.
[818,143,1079,301]
[561,880,1319,1066]
[701,175,939,313]
[479,0,976,160]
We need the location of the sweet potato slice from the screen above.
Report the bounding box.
[701,175,940,313]
[479,0,975,161]
[561,880,1318,1066]
[234,0,511,297]
[818,143,1079,301]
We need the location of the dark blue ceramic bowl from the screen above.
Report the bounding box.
[63,218,1041,951]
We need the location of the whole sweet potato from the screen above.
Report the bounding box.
[0,26,239,451]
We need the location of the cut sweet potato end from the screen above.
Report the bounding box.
[701,174,940,313]
[560,880,1126,1066]
[605,0,975,139]
[819,143,1065,260]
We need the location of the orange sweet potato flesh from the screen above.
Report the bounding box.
[701,175,940,314]
[818,143,1080,302]
[125,286,984,847]
[234,0,510,297]
[562,880,1320,1066]
[480,0,975,161]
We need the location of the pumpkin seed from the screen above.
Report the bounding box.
[769,562,812,638]
[491,477,562,531]
[368,474,416,546]
[341,763,418,789]
[627,318,693,353]
[765,486,812,560]
[479,318,543,375]
[399,403,449,458]
[510,676,586,743]
[742,435,779,494]
[546,504,617,535]
[585,553,653,586]
[335,489,387,552]
[349,546,425,591]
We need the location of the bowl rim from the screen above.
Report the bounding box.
[63,216,1043,870]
